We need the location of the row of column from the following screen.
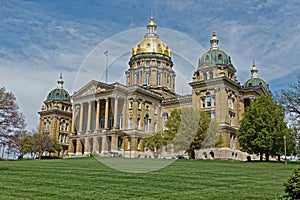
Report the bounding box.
[71,97,120,134]
[68,135,139,155]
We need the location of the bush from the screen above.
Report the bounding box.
[284,167,300,199]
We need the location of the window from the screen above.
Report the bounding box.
[203,72,207,81]
[144,114,150,132]
[229,113,234,125]
[157,73,161,86]
[212,97,216,107]
[201,98,205,108]
[228,97,234,110]
[157,61,161,67]
[137,118,141,129]
[129,117,133,129]
[154,122,157,132]
[138,102,141,109]
[146,73,150,85]
[119,115,123,130]
[136,73,139,85]
[146,61,150,66]
[218,54,223,64]
[129,101,133,109]
[209,71,213,79]
[205,55,210,63]
[206,92,211,107]
[162,112,168,130]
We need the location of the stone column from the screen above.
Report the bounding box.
[79,103,84,134]
[111,135,118,151]
[84,138,90,155]
[131,137,137,151]
[93,137,99,153]
[95,100,101,132]
[67,139,74,155]
[71,105,76,134]
[104,98,109,130]
[113,97,119,130]
[86,101,92,133]
[76,138,82,155]
[102,135,108,152]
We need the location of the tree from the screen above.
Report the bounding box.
[237,95,294,161]
[0,87,25,158]
[165,108,210,158]
[142,132,165,158]
[278,75,300,122]
[284,167,300,199]
[6,130,29,159]
[31,133,61,159]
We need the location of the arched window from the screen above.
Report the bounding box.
[206,92,211,107]
[203,72,207,81]
[205,55,210,63]
[119,115,123,130]
[218,54,223,64]
[209,71,213,79]
[157,73,161,86]
[136,73,139,85]
[146,73,150,85]
[129,101,133,109]
[137,118,141,129]
[129,117,133,129]
[144,114,150,132]
[162,112,169,130]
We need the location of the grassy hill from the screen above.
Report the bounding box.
[0,157,297,199]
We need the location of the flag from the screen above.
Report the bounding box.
[104,50,108,56]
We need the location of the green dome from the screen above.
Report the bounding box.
[243,77,270,92]
[200,49,231,66]
[47,88,70,102]
[46,74,70,102]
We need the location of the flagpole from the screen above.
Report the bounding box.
[105,50,108,83]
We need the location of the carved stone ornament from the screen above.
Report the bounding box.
[81,85,105,96]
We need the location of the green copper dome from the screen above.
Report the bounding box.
[200,31,231,66]
[200,49,231,66]
[46,74,71,102]
[243,62,270,92]
[243,78,269,91]
[47,88,70,102]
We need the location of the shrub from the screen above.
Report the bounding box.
[284,167,300,199]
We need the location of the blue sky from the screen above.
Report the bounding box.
[0,0,299,130]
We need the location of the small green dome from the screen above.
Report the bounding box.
[46,88,70,102]
[200,49,231,66]
[243,77,269,92]
[46,73,70,102]
[199,31,231,67]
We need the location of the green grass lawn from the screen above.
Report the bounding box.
[0,157,298,200]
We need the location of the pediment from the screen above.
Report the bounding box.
[72,80,114,99]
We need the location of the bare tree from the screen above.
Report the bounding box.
[0,87,25,158]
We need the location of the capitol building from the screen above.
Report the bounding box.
[38,15,270,160]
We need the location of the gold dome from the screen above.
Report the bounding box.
[131,14,171,58]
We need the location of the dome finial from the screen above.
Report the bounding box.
[210,31,219,50]
[251,61,258,78]
[146,12,157,38]
[57,72,64,89]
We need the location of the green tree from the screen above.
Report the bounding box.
[142,132,165,158]
[31,134,61,159]
[284,167,300,199]
[165,108,210,158]
[237,95,294,161]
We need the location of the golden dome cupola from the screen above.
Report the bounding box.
[131,14,171,58]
